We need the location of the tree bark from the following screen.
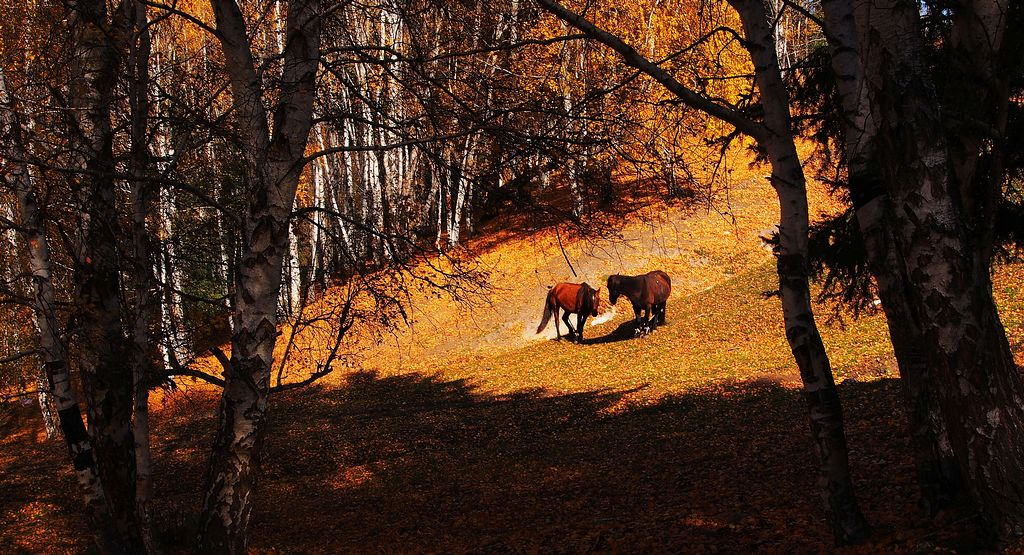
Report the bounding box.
[67,1,145,550]
[946,0,1011,265]
[819,0,961,512]
[126,1,161,550]
[1,66,122,554]
[196,0,321,551]
[0,83,58,441]
[857,0,1024,540]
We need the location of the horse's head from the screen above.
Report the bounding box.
[607,276,620,305]
[591,287,601,316]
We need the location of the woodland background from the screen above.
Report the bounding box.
[1,0,1023,552]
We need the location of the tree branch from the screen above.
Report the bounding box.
[535,0,767,141]
[0,349,41,366]
[164,346,227,387]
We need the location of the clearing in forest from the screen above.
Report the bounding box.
[4,175,1024,553]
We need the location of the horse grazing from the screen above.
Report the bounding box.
[536,282,601,342]
[607,270,671,336]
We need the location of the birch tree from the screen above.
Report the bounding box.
[196,0,322,550]
[819,0,1024,541]
[125,1,161,550]
[1,63,123,555]
[536,0,871,543]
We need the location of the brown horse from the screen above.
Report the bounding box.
[607,270,671,336]
[536,282,601,342]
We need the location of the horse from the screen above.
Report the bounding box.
[536,282,601,342]
[607,270,671,336]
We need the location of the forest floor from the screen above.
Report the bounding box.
[4,169,1024,553]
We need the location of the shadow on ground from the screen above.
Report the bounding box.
[582,319,638,345]
[1,373,985,553]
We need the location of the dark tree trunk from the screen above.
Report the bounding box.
[67,1,145,550]
[819,0,961,512]
[859,0,1024,541]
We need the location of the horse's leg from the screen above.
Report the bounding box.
[633,303,644,337]
[642,305,653,334]
[658,302,667,325]
[577,313,588,343]
[553,304,562,340]
[562,310,577,339]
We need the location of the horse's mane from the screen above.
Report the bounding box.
[576,282,594,311]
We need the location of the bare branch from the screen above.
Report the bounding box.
[535,0,767,141]
[0,349,41,366]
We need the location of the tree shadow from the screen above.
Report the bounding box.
[143,372,978,552]
[1,373,984,552]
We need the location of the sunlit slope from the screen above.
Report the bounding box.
[322,174,1024,404]
[344,173,846,384]
[349,236,1024,407]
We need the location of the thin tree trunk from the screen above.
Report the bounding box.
[0,121,58,439]
[126,1,161,550]
[36,371,59,439]
[728,0,870,543]
[1,66,122,554]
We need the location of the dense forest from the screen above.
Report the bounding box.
[1,0,1023,552]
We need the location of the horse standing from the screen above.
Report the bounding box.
[536,282,601,342]
[607,270,671,335]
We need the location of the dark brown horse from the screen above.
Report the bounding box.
[536,282,601,342]
[607,270,671,335]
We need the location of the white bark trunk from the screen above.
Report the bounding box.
[2,60,122,555]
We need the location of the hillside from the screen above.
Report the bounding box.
[4,172,1024,553]
[319,170,867,395]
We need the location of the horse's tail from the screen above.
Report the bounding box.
[536,296,553,334]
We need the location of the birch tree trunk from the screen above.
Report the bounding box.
[67,1,145,550]
[855,0,1024,539]
[2,63,123,555]
[197,0,321,551]
[126,1,161,550]
[0,96,57,439]
[729,0,869,543]
[819,0,960,512]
